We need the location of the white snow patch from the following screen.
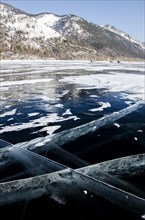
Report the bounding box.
[73,116,80,121]
[1,5,62,41]
[5,105,11,109]
[37,13,60,27]
[62,109,72,116]
[35,142,45,147]
[41,96,59,102]
[58,90,69,97]
[28,112,39,117]
[83,190,88,195]
[114,123,120,128]
[137,130,143,133]
[7,118,14,121]
[89,102,111,112]
[125,101,132,105]
[0,109,17,117]
[39,125,61,135]
[0,113,79,134]
[54,104,64,108]
[89,95,99,98]
[60,71,144,101]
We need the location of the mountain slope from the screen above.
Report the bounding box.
[102,25,144,49]
[0,2,144,60]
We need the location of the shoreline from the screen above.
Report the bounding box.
[1,59,145,63]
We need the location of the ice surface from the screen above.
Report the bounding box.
[60,72,144,101]
[0,154,145,219]
[0,60,145,219]
[1,60,144,72]
[0,139,66,182]
[12,100,143,155]
[1,78,52,86]
[78,153,145,198]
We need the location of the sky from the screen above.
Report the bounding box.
[1,0,145,42]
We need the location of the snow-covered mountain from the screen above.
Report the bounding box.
[0,2,145,60]
[102,25,145,50]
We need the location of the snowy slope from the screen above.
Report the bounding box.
[0,3,62,40]
[53,14,89,38]
[102,24,145,50]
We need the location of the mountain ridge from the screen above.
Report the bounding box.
[0,2,144,60]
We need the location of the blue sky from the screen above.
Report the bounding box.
[1,0,145,42]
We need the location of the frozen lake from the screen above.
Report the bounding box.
[0,60,145,219]
[0,60,144,158]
